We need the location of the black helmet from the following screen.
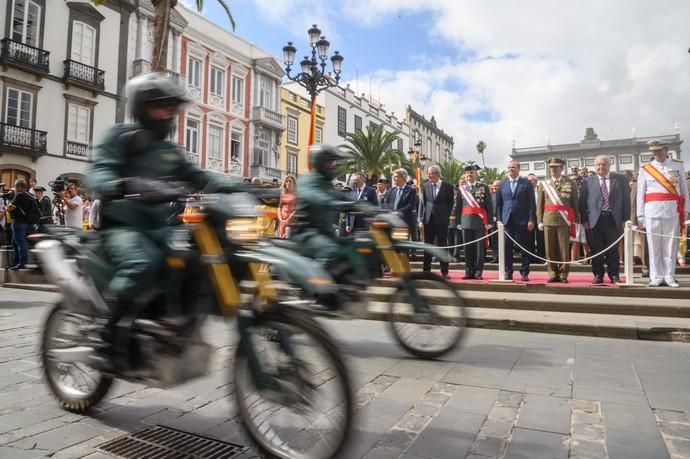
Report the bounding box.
[126,73,189,139]
[310,144,351,180]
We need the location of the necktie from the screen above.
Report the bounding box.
[394,187,402,209]
[600,177,609,211]
[510,180,516,194]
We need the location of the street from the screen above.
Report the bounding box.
[1,287,690,459]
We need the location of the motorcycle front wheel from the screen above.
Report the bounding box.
[388,271,466,359]
[233,305,353,459]
[41,303,113,413]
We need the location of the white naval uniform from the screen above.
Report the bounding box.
[636,159,690,283]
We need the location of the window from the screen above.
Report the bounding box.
[640,153,652,163]
[369,121,379,131]
[209,67,225,97]
[231,76,244,105]
[187,57,201,88]
[315,126,322,144]
[11,0,41,46]
[259,76,273,108]
[67,103,90,144]
[287,116,298,144]
[534,162,545,170]
[354,115,362,132]
[207,125,223,160]
[584,158,595,167]
[568,160,580,168]
[435,143,440,160]
[337,106,346,137]
[287,154,297,175]
[609,156,615,165]
[230,131,242,161]
[397,139,403,151]
[185,118,199,153]
[520,163,530,171]
[5,88,32,127]
[71,21,96,66]
[620,155,633,165]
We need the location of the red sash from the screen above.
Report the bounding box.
[544,204,576,237]
[461,207,488,225]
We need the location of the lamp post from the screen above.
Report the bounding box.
[407,139,427,193]
[282,25,343,168]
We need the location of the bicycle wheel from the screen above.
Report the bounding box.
[388,272,466,359]
[233,305,353,459]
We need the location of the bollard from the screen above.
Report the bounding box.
[624,220,634,286]
[497,222,507,282]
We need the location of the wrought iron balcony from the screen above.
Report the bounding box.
[0,123,47,158]
[0,38,50,76]
[252,106,285,131]
[249,163,283,181]
[63,59,105,92]
[66,141,89,159]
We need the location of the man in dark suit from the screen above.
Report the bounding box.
[384,168,415,229]
[496,160,536,281]
[346,172,378,232]
[454,165,493,279]
[418,165,455,278]
[580,155,630,284]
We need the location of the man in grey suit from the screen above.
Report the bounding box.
[419,165,455,278]
[579,155,631,284]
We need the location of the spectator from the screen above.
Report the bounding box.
[537,158,579,283]
[0,187,6,246]
[375,179,389,207]
[527,173,545,262]
[636,140,690,287]
[384,169,415,230]
[277,175,297,238]
[6,179,33,270]
[569,173,588,262]
[487,180,500,262]
[28,178,37,196]
[60,183,83,229]
[448,186,461,260]
[89,198,101,230]
[580,155,630,284]
[250,176,261,185]
[346,172,377,233]
[34,186,53,230]
[419,165,454,279]
[455,165,493,280]
[496,160,536,281]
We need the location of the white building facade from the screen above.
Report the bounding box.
[512,127,683,179]
[0,0,133,188]
[406,106,454,164]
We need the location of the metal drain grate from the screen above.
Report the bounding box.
[98,425,251,458]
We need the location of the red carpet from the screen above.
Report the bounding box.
[446,271,624,287]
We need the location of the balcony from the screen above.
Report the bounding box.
[252,106,285,131]
[250,162,283,182]
[64,59,105,93]
[66,141,89,160]
[0,123,47,159]
[0,38,50,78]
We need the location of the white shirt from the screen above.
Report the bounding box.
[637,158,690,220]
[65,195,83,228]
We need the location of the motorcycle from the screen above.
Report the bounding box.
[33,189,353,459]
[282,202,467,359]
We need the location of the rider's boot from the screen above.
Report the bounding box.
[89,297,131,374]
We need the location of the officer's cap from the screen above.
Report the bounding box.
[548,158,565,167]
[647,140,668,151]
[464,164,481,172]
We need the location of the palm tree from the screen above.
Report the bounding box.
[480,167,507,184]
[342,125,405,186]
[476,140,487,169]
[438,160,464,187]
[92,0,235,72]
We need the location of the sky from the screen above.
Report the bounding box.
[182,0,690,168]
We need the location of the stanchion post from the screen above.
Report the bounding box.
[624,220,634,286]
[497,222,506,282]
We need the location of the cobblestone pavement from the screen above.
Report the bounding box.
[1,287,690,458]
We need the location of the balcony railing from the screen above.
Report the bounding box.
[0,38,50,75]
[63,59,105,91]
[250,163,283,181]
[0,123,47,156]
[252,106,285,130]
[66,141,89,159]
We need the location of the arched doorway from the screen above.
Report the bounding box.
[1,167,34,191]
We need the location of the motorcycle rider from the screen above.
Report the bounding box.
[88,73,241,371]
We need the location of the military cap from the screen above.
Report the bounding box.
[464,164,481,172]
[548,158,565,167]
[34,186,46,192]
[647,139,667,151]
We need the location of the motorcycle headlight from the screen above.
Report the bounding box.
[226,218,260,242]
[391,228,409,241]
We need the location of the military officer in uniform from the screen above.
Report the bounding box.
[636,140,690,287]
[537,158,579,283]
[454,165,493,279]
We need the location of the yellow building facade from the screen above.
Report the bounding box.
[279,87,325,178]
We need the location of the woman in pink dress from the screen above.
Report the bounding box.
[277,175,297,238]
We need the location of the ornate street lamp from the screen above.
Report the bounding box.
[283,25,344,165]
[407,139,427,192]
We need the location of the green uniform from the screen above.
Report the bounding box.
[537,176,579,280]
[88,124,237,302]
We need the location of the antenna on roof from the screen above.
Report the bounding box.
[675,121,680,134]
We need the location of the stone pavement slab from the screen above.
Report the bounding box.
[505,428,569,459]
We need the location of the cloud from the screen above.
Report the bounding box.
[338,0,690,167]
[250,0,342,45]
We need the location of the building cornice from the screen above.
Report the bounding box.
[407,105,454,144]
[512,133,683,157]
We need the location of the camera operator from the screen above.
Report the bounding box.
[59,183,83,228]
[6,179,33,270]
[34,186,53,230]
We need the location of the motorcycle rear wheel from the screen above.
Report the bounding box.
[388,272,466,359]
[41,303,113,413]
[233,306,353,459]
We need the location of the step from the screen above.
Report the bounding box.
[409,261,690,275]
[365,302,690,342]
